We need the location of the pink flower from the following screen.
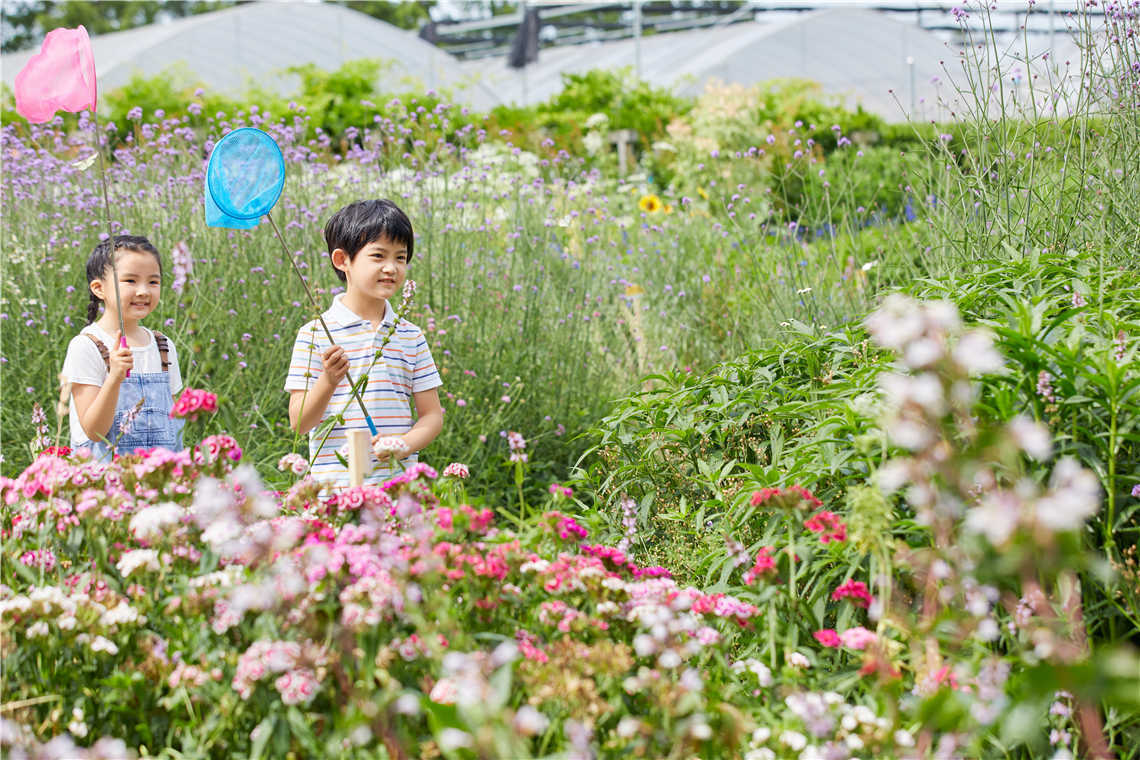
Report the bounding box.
[749,485,823,510]
[832,579,873,608]
[838,626,877,650]
[742,546,776,585]
[171,388,219,421]
[813,628,841,647]
[804,510,847,543]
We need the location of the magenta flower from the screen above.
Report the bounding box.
[832,579,874,608]
[813,629,841,648]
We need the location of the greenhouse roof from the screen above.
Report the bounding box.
[1,2,501,112]
[460,6,1082,122]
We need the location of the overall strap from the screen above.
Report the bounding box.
[85,333,111,372]
[152,331,171,372]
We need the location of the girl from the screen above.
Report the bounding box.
[61,235,184,457]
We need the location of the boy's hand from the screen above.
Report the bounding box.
[108,332,133,381]
[320,346,350,384]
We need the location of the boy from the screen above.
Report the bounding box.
[286,199,443,488]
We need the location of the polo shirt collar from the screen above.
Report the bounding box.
[324,294,396,329]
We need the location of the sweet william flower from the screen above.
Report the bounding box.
[171,388,219,421]
[442,462,469,479]
[813,629,840,647]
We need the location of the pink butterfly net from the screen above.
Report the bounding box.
[14,25,97,123]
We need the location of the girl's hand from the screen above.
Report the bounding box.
[320,346,349,384]
[108,332,133,381]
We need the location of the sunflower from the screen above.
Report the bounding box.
[638,194,663,214]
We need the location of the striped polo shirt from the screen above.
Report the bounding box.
[285,294,442,488]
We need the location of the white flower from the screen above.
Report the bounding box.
[90,636,119,655]
[437,728,473,751]
[116,549,160,578]
[633,634,657,657]
[584,112,609,129]
[965,490,1021,545]
[894,729,915,747]
[26,620,50,638]
[887,418,935,450]
[750,727,772,745]
[1008,416,1053,460]
[583,131,605,156]
[1035,457,1101,531]
[745,750,776,760]
[513,705,549,736]
[617,717,641,738]
[129,502,185,541]
[99,600,140,627]
[787,651,811,669]
[904,337,944,368]
[372,436,409,459]
[779,730,807,750]
[394,694,420,715]
[429,678,457,704]
[865,294,925,351]
[953,329,1004,374]
[880,372,945,415]
[748,659,773,686]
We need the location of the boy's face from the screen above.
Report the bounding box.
[335,236,408,305]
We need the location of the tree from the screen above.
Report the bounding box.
[2,1,237,53]
[333,1,434,30]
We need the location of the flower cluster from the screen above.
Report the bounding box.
[277,452,309,475]
[749,484,823,510]
[804,510,847,543]
[442,462,469,479]
[170,387,218,421]
[506,430,528,463]
[742,547,776,585]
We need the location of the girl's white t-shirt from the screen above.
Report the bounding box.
[61,323,183,447]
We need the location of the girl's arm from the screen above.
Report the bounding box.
[72,338,132,442]
[398,387,443,454]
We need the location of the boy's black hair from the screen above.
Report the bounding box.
[85,234,163,324]
[323,199,415,283]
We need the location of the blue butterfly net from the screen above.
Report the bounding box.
[205,128,285,229]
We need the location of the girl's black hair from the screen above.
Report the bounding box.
[85,235,163,324]
[323,199,415,283]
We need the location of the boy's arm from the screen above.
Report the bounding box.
[399,387,443,454]
[288,346,349,434]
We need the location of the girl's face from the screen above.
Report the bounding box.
[90,249,162,323]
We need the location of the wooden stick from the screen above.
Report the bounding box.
[346,429,371,488]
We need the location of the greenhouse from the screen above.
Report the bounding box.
[0,1,502,112]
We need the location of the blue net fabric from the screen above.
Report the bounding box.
[205,128,285,228]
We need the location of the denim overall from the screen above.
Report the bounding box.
[84,332,184,459]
